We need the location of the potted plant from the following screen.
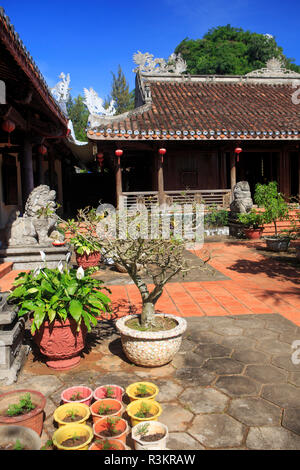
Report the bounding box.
[0,390,46,436]
[236,209,265,239]
[126,399,162,427]
[61,385,93,406]
[93,416,129,444]
[126,382,159,402]
[0,425,42,450]
[89,439,127,450]
[90,398,123,424]
[132,421,168,450]
[93,384,124,402]
[52,423,93,450]
[254,182,290,251]
[7,254,111,370]
[53,402,90,427]
[70,234,102,268]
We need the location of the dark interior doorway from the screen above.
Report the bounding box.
[236,152,279,197]
[121,152,153,192]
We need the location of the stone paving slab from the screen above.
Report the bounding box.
[0,313,300,450]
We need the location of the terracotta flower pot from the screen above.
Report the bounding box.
[0,390,46,436]
[76,252,101,269]
[93,416,129,444]
[89,439,127,450]
[90,399,123,424]
[244,227,264,239]
[61,385,93,406]
[93,384,124,402]
[33,319,87,370]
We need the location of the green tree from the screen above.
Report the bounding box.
[66,94,89,142]
[108,65,135,115]
[175,25,300,75]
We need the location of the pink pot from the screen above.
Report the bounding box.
[61,385,93,406]
[93,385,124,402]
[33,319,87,370]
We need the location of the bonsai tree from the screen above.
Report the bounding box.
[237,209,265,228]
[254,181,289,237]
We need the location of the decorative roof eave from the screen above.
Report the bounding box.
[0,8,68,128]
[87,129,300,141]
[87,102,152,129]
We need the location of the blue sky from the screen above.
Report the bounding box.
[2,0,300,99]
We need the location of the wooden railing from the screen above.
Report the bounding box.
[120,189,232,210]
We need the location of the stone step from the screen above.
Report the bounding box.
[0,262,12,280]
[0,270,25,293]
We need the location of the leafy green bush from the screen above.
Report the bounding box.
[8,263,111,334]
[237,209,265,228]
[254,182,289,236]
[70,234,101,256]
[204,206,229,227]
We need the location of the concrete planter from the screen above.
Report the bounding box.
[0,425,41,450]
[115,314,187,367]
[265,237,290,252]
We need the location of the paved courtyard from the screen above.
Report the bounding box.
[0,238,299,450]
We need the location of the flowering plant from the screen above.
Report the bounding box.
[7,253,111,334]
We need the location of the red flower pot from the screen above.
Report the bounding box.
[93,385,124,402]
[76,252,101,268]
[0,389,46,436]
[33,319,87,370]
[61,385,93,406]
[244,227,264,239]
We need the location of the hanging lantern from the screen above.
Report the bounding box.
[158,147,167,163]
[37,145,47,156]
[96,152,104,169]
[234,147,242,162]
[2,119,15,146]
[115,149,123,158]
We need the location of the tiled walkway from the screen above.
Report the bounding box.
[108,240,300,326]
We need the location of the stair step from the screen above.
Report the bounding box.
[0,262,13,280]
[0,270,25,293]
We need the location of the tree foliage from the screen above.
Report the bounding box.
[66,94,89,142]
[175,25,300,75]
[109,65,135,115]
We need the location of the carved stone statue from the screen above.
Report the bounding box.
[83,87,116,117]
[230,181,253,215]
[132,51,187,74]
[7,185,58,246]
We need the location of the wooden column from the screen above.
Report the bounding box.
[230,152,236,193]
[48,151,55,189]
[279,149,291,197]
[115,153,122,208]
[20,137,34,209]
[37,155,44,185]
[157,154,165,206]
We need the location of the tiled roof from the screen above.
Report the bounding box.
[88,76,300,141]
[0,8,68,127]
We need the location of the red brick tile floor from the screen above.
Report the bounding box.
[107,239,300,327]
[0,239,299,326]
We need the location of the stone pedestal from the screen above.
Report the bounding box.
[228,217,246,238]
[0,293,29,385]
[0,244,71,270]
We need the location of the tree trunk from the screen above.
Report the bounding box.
[141,302,155,327]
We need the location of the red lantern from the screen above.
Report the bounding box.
[115,149,123,158]
[37,145,47,156]
[234,147,242,162]
[96,152,104,169]
[158,148,167,163]
[2,119,15,146]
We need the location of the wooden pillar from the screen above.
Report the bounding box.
[20,138,34,209]
[48,151,55,189]
[115,153,122,208]
[230,152,236,192]
[157,154,165,205]
[37,155,44,185]
[279,149,291,197]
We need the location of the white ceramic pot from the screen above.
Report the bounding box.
[115,314,187,367]
[132,421,168,450]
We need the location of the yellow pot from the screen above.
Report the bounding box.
[126,399,162,427]
[52,423,93,450]
[126,382,159,402]
[54,403,90,427]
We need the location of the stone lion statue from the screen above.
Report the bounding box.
[7,185,58,246]
[230,181,253,215]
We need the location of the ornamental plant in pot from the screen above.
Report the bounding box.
[254,181,290,251]
[93,416,129,444]
[53,402,91,427]
[7,253,111,370]
[132,421,168,450]
[237,209,265,239]
[70,234,101,268]
[93,384,124,402]
[0,390,46,436]
[52,423,93,450]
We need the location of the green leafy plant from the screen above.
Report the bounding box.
[7,262,111,335]
[136,423,150,438]
[6,393,35,417]
[70,234,101,256]
[96,439,117,450]
[237,209,265,229]
[97,404,115,415]
[13,439,24,450]
[65,409,79,421]
[204,206,229,227]
[70,392,83,401]
[104,386,115,398]
[36,203,59,218]
[106,417,120,435]
[254,182,289,237]
[41,439,53,450]
[136,384,150,397]
[135,401,151,418]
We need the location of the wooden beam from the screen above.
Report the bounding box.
[20,137,34,208]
